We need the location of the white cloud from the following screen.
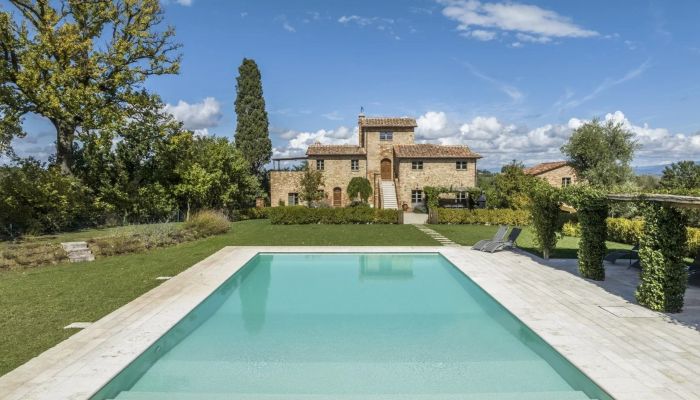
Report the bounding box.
[276,126,358,154]
[462,29,497,41]
[416,111,449,139]
[322,111,344,121]
[414,110,700,168]
[438,0,598,44]
[163,97,222,130]
[337,15,400,39]
[515,33,552,44]
[174,0,192,5]
[463,62,523,101]
[560,60,651,110]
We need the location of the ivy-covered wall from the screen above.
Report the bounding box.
[635,203,689,313]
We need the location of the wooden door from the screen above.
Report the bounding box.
[333,188,342,207]
[381,159,392,180]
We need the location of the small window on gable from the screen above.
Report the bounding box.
[316,159,325,171]
[456,160,468,170]
[562,177,572,187]
[411,160,423,170]
[288,193,299,205]
[351,159,359,171]
[380,131,393,141]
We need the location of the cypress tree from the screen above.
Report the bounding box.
[234,58,272,177]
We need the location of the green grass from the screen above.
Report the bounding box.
[429,224,633,259]
[0,220,437,376]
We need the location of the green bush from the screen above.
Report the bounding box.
[528,182,562,260]
[0,160,95,237]
[565,217,699,256]
[240,207,270,220]
[562,185,608,280]
[436,208,530,225]
[267,206,399,224]
[635,203,688,313]
[183,210,231,237]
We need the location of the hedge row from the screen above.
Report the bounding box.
[436,208,530,226]
[268,206,399,224]
[564,217,700,256]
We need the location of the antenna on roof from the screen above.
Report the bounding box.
[359,106,365,117]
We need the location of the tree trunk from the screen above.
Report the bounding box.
[186,200,191,221]
[51,119,75,175]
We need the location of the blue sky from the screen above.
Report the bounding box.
[7,0,700,169]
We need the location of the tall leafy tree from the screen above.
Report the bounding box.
[561,119,637,187]
[660,161,700,190]
[234,58,272,177]
[298,165,324,206]
[0,0,181,174]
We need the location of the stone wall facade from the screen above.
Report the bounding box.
[364,128,414,180]
[535,165,579,188]
[269,171,304,206]
[309,155,368,206]
[397,159,477,210]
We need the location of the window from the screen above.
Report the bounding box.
[456,191,468,202]
[288,193,299,205]
[411,160,423,170]
[411,190,423,204]
[316,159,325,171]
[562,177,572,187]
[351,159,359,171]
[456,160,468,170]
[379,131,393,141]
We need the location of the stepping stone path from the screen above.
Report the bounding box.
[60,241,95,263]
[415,225,460,246]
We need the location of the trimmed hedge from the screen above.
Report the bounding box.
[436,208,530,226]
[565,217,700,256]
[268,206,399,224]
[635,204,688,313]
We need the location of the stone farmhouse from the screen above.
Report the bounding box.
[524,161,579,188]
[270,114,482,210]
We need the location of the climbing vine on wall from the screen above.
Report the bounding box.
[635,202,689,313]
[563,186,608,281]
[527,180,561,260]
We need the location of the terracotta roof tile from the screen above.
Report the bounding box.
[359,117,417,128]
[306,144,366,156]
[524,161,570,176]
[393,144,481,159]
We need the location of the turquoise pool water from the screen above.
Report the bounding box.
[93,253,612,400]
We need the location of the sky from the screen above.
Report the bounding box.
[5,0,700,170]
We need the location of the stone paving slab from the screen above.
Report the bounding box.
[1,246,700,399]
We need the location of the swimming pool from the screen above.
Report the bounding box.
[92,253,612,399]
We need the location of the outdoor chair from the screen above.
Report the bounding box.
[472,225,508,251]
[481,227,522,253]
[604,244,639,266]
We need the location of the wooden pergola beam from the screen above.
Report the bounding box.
[606,193,700,209]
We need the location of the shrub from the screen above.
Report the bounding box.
[562,221,580,236]
[0,242,68,269]
[267,206,399,224]
[436,208,530,226]
[527,182,562,260]
[183,210,231,237]
[635,203,688,313]
[563,185,608,281]
[241,207,270,220]
[0,159,95,237]
[347,177,373,203]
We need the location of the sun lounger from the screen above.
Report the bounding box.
[472,225,508,251]
[481,227,522,253]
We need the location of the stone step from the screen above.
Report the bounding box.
[61,241,89,251]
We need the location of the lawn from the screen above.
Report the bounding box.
[0,220,437,376]
[429,224,633,258]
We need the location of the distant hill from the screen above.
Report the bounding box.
[633,161,700,176]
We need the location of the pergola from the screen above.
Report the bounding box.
[606,193,700,209]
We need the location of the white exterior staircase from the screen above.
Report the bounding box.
[380,180,398,210]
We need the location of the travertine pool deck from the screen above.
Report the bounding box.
[1,246,700,399]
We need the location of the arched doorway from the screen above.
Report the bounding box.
[380,158,392,180]
[333,187,342,207]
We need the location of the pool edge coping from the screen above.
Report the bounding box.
[1,246,698,400]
